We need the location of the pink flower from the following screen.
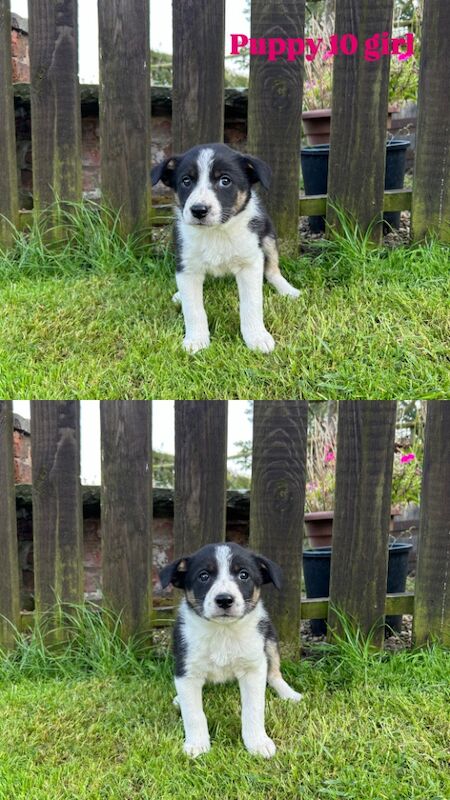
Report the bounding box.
[400,453,415,463]
[325,450,335,463]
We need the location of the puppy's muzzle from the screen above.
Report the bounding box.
[215,593,234,609]
[190,203,210,220]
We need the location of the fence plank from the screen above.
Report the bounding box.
[100,401,152,639]
[28,0,82,214]
[248,0,305,247]
[328,401,397,646]
[172,0,225,152]
[327,0,394,243]
[98,0,151,234]
[0,0,18,247]
[0,401,20,648]
[249,401,308,643]
[174,401,227,556]
[31,401,83,621]
[413,401,450,646]
[412,1,450,242]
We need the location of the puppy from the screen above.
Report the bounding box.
[151,143,299,354]
[159,542,302,758]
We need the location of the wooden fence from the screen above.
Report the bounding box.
[0,0,449,247]
[1,400,449,650]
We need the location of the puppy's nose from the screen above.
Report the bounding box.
[190,203,209,219]
[215,593,234,609]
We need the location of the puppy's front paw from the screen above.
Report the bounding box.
[172,291,182,305]
[183,335,210,354]
[244,735,276,758]
[243,329,275,354]
[183,738,211,758]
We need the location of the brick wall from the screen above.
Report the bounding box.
[11,14,29,82]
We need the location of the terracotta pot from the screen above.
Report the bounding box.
[305,508,399,548]
[304,510,334,548]
[302,106,397,146]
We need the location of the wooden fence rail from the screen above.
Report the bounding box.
[1,400,449,650]
[0,0,449,245]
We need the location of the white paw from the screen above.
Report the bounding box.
[243,329,275,354]
[183,739,211,758]
[183,335,210,353]
[283,688,303,702]
[282,285,300,298]
[172,291,182,305]
[245,735,276,758]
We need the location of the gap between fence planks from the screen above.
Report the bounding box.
[248,0,305,247]
[250,401,308,643]
[0,0,18,246]
[327,0,394,243]
[413,401,450,646]
[174,401,228,556]
[412,0,450,242]
[0,401,20,649]
[98,0,151,235]
[172,0,225,151]
[28,0,82,217]
[31,401,83,628]
[100,401,152,641]
[328,401,397,647]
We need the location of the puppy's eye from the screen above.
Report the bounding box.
[219,175,231,187]
[181,176,192,187]
[198,571,210,583]
[238,570,249,581]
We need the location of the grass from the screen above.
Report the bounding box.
[0,204,449,399]
[0,605,449,799]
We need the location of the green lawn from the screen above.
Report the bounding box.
[0,616,448,800]
[0,208,448,398]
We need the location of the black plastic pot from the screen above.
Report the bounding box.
[300,139,411,234]
[303,542,412,636]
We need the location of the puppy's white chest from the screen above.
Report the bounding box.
[187,623,263,683]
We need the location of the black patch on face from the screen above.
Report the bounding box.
[173,615,187,677]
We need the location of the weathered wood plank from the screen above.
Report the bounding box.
[302,592,415,620]
[327,1,394,242]
[98,0,151,234]
[248,0,305,247]
[172,0,225,151]
[412,1,450,242]
[31,401,83,623]
[0,401,20,648]
[328,401,397,646]
[250,401,308,643]
[28,0,82,215]
[413,401,450,646]
[299,189,412,217]
[100,401,152,640]
[174,401,227,556]
[0,0,18,247]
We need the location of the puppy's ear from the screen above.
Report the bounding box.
[239,154,272,190]
[159,557,189,589]
[151,155,181,189]
[255,554,282,590]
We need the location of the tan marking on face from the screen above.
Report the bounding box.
[252,586,261,604]
[231,189,248,216]
[185,589,196,608]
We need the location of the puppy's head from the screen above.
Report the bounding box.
[159,542,281,623]
[151,143,271,227]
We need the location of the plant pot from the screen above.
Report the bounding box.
[303,542,413,636]
[304,510,334,548]
[302,109,332,145]
[302,106,397,147]
[300,138,411,233]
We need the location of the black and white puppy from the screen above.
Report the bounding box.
[151,143,299,354]
[159,542,302,759]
